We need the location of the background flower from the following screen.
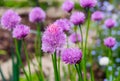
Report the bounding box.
[99,57,109,66]
[70,11,85,25]
[91,11,104,21]
[62,0,74,13]
[29,7,46,23]
[69,33,82,43]
[104,37,116,48]
[12,24,30,39]
[54,18,72,32]
[105,18,116,29]
[79,0,97,8]
[1,9,21,30]
[61,48,82,64]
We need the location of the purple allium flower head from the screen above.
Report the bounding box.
[1,10,21,30]
[62,0,74,13]
[12,24,30,39]
[61,48,82,64]
[105,18,116,29]
[91,11,104,21]
[69,33,82,43]
[54,18,72,32]
[29,7,46,23]
[104,37,116,48]
[42,24,66,53]
[79,0,97,8]
[70,12,85,25]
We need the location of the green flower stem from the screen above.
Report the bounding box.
[79,25,83,50]
[83,8,91,81]
[58,57,61,81]
[74,26,81,48]
[109,29,112,36]
[23,40,32,81]
[36,22,42,68]
[96,22,102,40]
[52,52,60,81]
[14,39,29,81]
[35,53,45,81]
[75,64,82,81]
[78,63,83,81]
[35,22,45,81]
[108,48,113,81]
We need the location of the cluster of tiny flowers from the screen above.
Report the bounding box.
[99,57,109,66]
[1,10,21,30]
[29,7,46,23]
[104,37,116,48]
[69,33,82,43]
[105,18,116,29]
[70,11,85,25]
[42,24,66,53]
[91,11,104,21]
[61,48,82,64]
[62,0,74,13]
[54,18,72,32]
[12,24,30,39]
[79,0,97,8]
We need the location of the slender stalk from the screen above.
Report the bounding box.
[35,23,45,81]
[36,22,42,68]
[83,8,91,81]
[52,52,60,81]
[78,64,83,81]
[58,57,61,81]
[79,25,83,50]
[23,40,32,81]
[109,29,112,36]
[14,39,30,81]
[108,48,113,81]
[75,64,82,81]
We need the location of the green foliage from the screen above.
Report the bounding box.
[20,73,39,81]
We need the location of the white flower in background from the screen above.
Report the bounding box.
[99,57,109,66]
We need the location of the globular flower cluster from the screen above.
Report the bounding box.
[61,48,82,64]
[29,7,46,23]
[54,18,72,32]
[79,0,97,8]
[69,33,82,43]
[99,57,109,66]
[91,11,104,21]
[42,24,66,53]
[1,10,21,30]
[62,0,74,13]
[104,37,116,48]
[12,24,30,39]
[70,11,85,25]
[105,18,116,29]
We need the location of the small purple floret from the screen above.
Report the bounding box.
[62,0,74,13]
[54,18,72,32]
[105,18,116,29]
[104,37,116,48]
[91,11,104,21]
[12,24,30,39]
[69,33,82,43]
[79,0,97,8]
[70,11,85,25]
[1,10,21,30]
[61,48,82,64]
[29,7,46,23]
